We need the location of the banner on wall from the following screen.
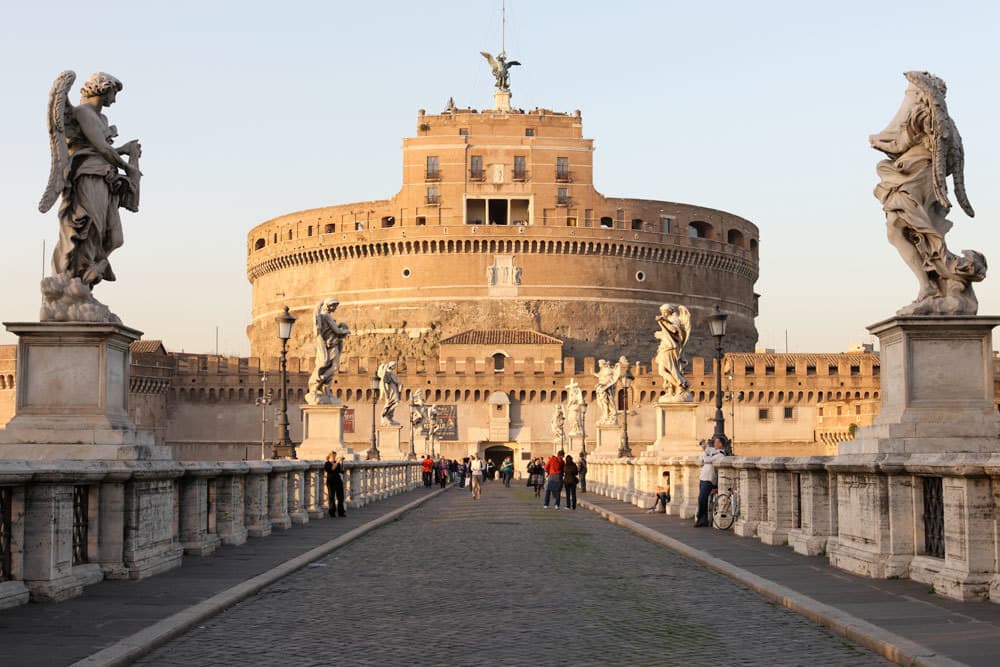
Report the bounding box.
[419,404,458,441]
[343,408,355,434]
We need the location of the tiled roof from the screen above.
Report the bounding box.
[725,352,879,367]
[130,340,167,355]
[439,330,563,346]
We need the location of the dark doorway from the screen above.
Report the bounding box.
[484,445,513,480]
[488,199,508,225]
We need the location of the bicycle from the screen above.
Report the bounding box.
[709,485,739,530]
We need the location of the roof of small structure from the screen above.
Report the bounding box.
[439,330,563,346]
[488,391,511,404]
[130,340,167,355]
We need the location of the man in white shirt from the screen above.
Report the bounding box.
[695,436,727,527]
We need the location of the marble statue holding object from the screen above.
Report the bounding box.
[871,71,986,316]
[39,71,142,323]
[410,388,427,429]
[593,359,619,426]
[551,404,566,443]
[655,303,693,402]
[480,51,521,91]
[305,298,351,405]
[377,360,402,426]
[564,377,586,436]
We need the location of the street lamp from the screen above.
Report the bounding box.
[708,305,729,445]
[273,306,296,459]
[407,391,417,460]
[254,372,273,460]
[618,364,634,458]
[368,372,381,460]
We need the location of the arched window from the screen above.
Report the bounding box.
[727,229,745,246]
[492,353,506,372]
[254,238,265,250]
[688,221,714,239]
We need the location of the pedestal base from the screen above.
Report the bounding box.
[592,425,623,457]
[297,403,352,461]
[377,424,406,459]
[643,401,702,458]
[0,322,169,460]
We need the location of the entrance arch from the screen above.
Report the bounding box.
[484,444,513,480]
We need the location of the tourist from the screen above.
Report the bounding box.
[460,457,470,489]
[486,459,496,481]
[324,451,346,518]
[527,457,545,497]
[578,452,588,493]
[469,454,484,499]
[647,471,671,513]
[695,437,727,527]
[449,458,459,484]
[421,454,434,487]
[437,457,449,489]
[501,457,514,487]
[543,450,565,509]
[562,454,579,510]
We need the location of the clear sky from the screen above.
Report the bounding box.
[1,1,998,356]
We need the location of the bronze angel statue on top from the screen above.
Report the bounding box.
[39,71,142,322]
[870,71,986,316]
[480,51,521,91]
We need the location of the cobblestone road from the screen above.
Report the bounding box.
[137,483,892,666]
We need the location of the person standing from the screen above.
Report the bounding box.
[543,450,565,509]
[501,457,514,488]
[437,457,449,489]
[469,454,484,499]
[695,438,727,527]
[562,454,579,510]
[578,452,588,493]
[421,454,434,487]
[324,451,346,517]
[527,457,544,497]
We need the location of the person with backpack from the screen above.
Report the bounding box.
[562,454,579,510]
[543,450,565,509]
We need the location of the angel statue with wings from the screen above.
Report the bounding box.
[305,298,351,405]
[655,304,693,402]
[480,51,521,91]
[39,71,142,322]
[377,360,402,426]
[593,359,619,426]
[870,71,986,316]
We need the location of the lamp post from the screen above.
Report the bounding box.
[580,399,588,456]
[368,372,381,461]
[273,306,296,459]
[726,371,736,447]
[407,392,417,460]
[618,364,634,458]
[254,372,273,460]
[708,305,729,445]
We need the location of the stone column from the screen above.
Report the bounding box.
[757,460,794,546]
[215,463,249,546]
[95,466,132,579]
[178,463,222,556]
[268,461,293,530]
[305,463,326,519]
[787,458,835,556]
[287,461,309,525]
[0,465,30,609]
[671,458,701,520]
[119,463,184,580]
[244,461,272,538]
[733,461,762,538]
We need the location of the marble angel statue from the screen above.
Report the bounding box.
[39,71,142,322]
[593,359,619,426]
[305,298,351,404]
[377,360,402,426]
[654,304,693,401]
[870,71,985,315]
[564,377,586,437]
[551,404,566,444]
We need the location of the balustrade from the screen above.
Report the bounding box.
[0,458,421,608]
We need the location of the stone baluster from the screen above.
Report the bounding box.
[287,461,309,525]
[305,462,326,519]
[733,460,763,538]
[347,464,362,509]
[268,461,293,530]
[787,458,834,556]
[215,462,249,546]
[244,461,273,538]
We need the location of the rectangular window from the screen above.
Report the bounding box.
[459,128,469,136]
[836,406,843,416]
[855,404,861,415]
[818,407,824,416]
[425,187,439,204]
[324,223,335,233]
[415,216,426,226]
[765,365,775,376]
[873,365,880,376]
[786,364,795,375]
[828,365,839,376]
[307,225,313,237]
[631,219,643,231]
[425,156,440,181]
[783,407,794,420]
[806,364,816,376]
[354,221,364,231]
[850,365,861,376]
[513,156,526,181]
[585,209,593,227]
[557,188,568,205]
[525,128,534,137]
[556,157,569,181]
[660,215,671,234]
[758,408,769,421]
[745,365,755,375]
[566,217,577,227]
[470,155,484,180]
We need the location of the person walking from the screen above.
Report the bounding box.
[324,451,346,518]
[527,457,545,497]
[562,454,579,510]
[501,457,514,488]
[578,452,588,493]
[421,455,434,487]
[543,450,565,509]
[469,454,484,499]
[437,457,449,489]
[695,437,727,527]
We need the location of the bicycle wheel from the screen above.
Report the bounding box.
[713,492,735,530]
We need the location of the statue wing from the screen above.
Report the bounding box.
[480,51,498,70]
[507,60,522,67]
[611,361,623,385]
[677,306,692,348]
[39,70,76,213]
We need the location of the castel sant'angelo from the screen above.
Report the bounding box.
[246,64,760,368]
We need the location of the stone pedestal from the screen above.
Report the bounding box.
[377,424,406,459]
[643,400,702,458]
[840,316,1000,455]
[0,322,169,460]
[297,402,349,461]
[593,424,623,457]
[493,89,512,111]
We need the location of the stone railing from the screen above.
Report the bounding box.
[583,454,1000,603]
[0,459,421,609]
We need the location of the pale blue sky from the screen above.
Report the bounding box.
[1,1,998,356]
